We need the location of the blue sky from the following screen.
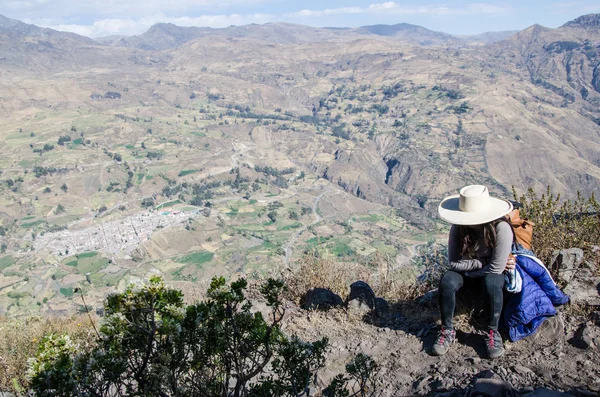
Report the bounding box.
[1,0,598,37]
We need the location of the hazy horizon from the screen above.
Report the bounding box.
[1,0,598,38]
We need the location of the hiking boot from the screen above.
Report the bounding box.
[486,328,505,359]
[432,327,455,356]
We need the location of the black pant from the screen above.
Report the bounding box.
[438,270,505,330]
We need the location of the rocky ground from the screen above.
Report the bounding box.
[280,250,600,396]
[283,304,598,396]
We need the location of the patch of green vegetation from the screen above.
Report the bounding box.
[326,237,356,257]
[226,207,239,216]
[305,236,331,248]
[278,222,302,231]
[0,255,16,271]
[59,287,74,298]
[331,243,355,257]
[7,291,28,299]
[125,144,135,149]
[372,243,397,255]
[234,224,265,232]
[60,252,110,275]
[19,160,36,167]
[171,265,200,282]
[136,173,145,183]
[178,169,199,177]
[156,200,181,210]
[231,211,258,219]
[49,215,79,226]
[146,175,154,180]
[249,240,277,252]
[72,138,83,145]
[248,199,258,205]
[410,233,435,242]
[78,257,110,274]
[191,131,206,137]
[21,215,36,221]
[98,269,128,287]
[177,251,214,267]
[21,220,46,229]
[354,214,385,222]
[77,252,98,259]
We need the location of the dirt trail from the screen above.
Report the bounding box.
[284,185,329,267]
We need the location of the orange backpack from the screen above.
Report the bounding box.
[506,206,534,251]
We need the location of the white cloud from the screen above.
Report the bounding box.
[286,7,362,18]
[287,2,511,19]
[0,0,267,19]
[368,2,397,11]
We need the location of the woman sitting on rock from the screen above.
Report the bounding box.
[433,185,515,359]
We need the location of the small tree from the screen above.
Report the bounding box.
[325,354,379,397]
[268,211,278,223]
[141,197,154,208]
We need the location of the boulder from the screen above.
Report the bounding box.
[301,288,343,311]
[551,248,583,283]
[346,281,376,309]
[562,267,600,306]
[375,297,389,316]
[569,322,600,350]
[347,298,372,315]
[470,370,514,397]
[531,315,565,346]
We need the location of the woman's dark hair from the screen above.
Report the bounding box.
[458,217,507,258]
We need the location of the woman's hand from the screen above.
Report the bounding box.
[505,256,516,270]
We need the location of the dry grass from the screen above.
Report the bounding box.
[283,250,430,305]
[0,315,97,394]
[283,251,369,302]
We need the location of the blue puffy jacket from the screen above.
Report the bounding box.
[501,254,569,342]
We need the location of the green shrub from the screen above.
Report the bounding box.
[513,187,600,275]
[325,353,379,397]
[28,276,377,396]
[27,334,79,395]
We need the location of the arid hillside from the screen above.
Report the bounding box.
[0,14,599,315]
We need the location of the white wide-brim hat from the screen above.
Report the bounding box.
[438,185,513,225]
